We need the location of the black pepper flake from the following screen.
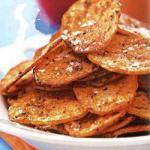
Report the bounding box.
[90,92,97,98]
[18,71,22,75]
[102,87,108,91]
[84,0,91,8]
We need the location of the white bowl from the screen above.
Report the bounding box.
[0,96,150,150]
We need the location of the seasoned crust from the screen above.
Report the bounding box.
[128,91,150,120]
[104,125,150,137]
[88,32,150,75]
[0,60,33,95]
[61,0,121,53]
[8,89,87,125]
[34,43,97,87]
[33,30,61,60]
[65,112,125,137]
[74,76,138,115]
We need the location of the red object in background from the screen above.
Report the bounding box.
[38,0,150,25]
[37,0,76,24]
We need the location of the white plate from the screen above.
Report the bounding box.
[0,96,150,150]
[0,1,150,150]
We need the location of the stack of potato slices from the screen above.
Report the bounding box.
[0,0,150,138]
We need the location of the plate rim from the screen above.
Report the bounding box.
[0,121,150,147]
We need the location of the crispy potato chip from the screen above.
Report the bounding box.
[138,75,149,91]
[50,30,61,42]
[33,30,61,60]
[8,89,87,125]
[78,68,109,82]
[65,112,125,137]
[118,25,150,39]
[61,0,121,53]
[74,76,138,115]
[128,91,150,120]
[33,45,47,61]
[75,73,122,87]
[3,71,33,96]
[36,124,68,135]
[7,97,18,106]
[101,116,135,135]
[120,13,150,29]
[105,125,150,137]
[1,38,64,94]
[119,14,150,38]
[88,32,150,75]
[34,43,97,87]
[0,61,33,95]
[35,85,72,92]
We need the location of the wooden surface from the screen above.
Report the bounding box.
[0,132,37,150]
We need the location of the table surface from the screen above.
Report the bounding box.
[0,0,57,149]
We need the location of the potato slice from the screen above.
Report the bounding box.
[75,73,122,87]
[1,38,64,95]
[101,116,135,135]
[8,89,87,125]
[119,13,150,38]
[128,91,150,120]
[33,45,47,61]
[34,43,97,87]
[65,112,125,137]
[50,30,61,43]
[119,25,150,39]
[78,68,109,82]
[33,30,61,60]
[88,32,150,75]
[61,0,121,53]
[0,61,33,95]
[37,124,68,135]
[105,125,150,137]
[120,13,150,29]
[74,76,138,115]
[35,85,72,92]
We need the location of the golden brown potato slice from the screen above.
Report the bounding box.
[138,75,149,91]
[119,13,150,38]
[34,43,97,87]
[3,71,33,96]
[88,32,150,75]
[36,124,68,135]
[61,0,121,53]
[120,13,150,29]
[119,25,150,39]
[105,125,150,137]
[33,30,61,60]
[74,76,138,115]
[50,30,61,42]
[128,91,150,120]
[35,85,72,92]
[33,45,47,61]
[65,112,125,137]
[75,73,122,87]
[0,38,64,94]
[101,116,135,135]
[0,61,33,95]
[8,89,87,126]
[78,68,109,82]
